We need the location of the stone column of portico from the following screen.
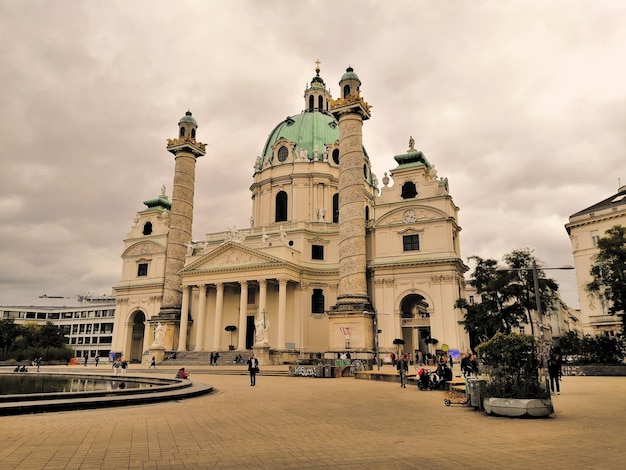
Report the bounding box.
[328,67,374,352]
[212,283,224,350]
[258,280,267,318]
[142,321,152,361]
[177,286,190,351]
[277,278,287,349]
[237,281,248,350]
[195,285,207,351]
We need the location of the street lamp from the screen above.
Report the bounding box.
[365,310,385,370]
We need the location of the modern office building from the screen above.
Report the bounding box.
[0,294,116,360]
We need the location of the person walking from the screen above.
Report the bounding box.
[548,351,563,395]
[209,352,214,366]
[95,356,99,367]
[396,354,408,388]
[247,353,259,386]
[149,356,156,369]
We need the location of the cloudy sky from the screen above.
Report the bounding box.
[1,0,624,308]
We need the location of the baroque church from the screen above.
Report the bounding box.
[111,65,470,365]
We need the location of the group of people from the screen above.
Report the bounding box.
[460,353,480,377]
[112,358,129,374]
[209,352,220,366]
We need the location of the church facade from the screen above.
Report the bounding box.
[111,66,469,365]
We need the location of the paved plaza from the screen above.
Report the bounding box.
[0,365,624,469]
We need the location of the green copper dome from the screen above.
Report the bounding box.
[179,110,197,126]
[260,111,339,163]
[341,66,360,84]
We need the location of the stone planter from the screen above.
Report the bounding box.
[483,397,554,418]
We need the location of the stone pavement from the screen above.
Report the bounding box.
[0,364,625,469]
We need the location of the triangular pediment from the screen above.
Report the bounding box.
[182,242,284,273]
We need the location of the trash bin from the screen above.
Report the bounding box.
[468,379,485,410]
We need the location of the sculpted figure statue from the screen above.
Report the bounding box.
[255,316,269,345]
[153,322,167,346]
[408,135,415,152]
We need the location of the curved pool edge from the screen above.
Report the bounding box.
[0,376,214,416]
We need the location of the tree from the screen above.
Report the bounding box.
[457,250,561,348]
[0,319,20,360]
[38,321,66,354]
[586,225,626,333]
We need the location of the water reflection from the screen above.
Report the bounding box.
[0,374,157,395]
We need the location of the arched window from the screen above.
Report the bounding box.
[179,127,185,137]
[401,182,418,199]
[142,222,153,235]
[365,206,370,221]
[343,84,351,98]
[332,149,339,165]
[277,146,289,162]
[318,95,323,111]
[275,191,288,222]
[332,193,339,223]
[309,95,315,112]
[191,128,196,139]
[363,164,368,179]
[312,289,325,313]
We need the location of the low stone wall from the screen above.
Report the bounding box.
[563,365,626,376]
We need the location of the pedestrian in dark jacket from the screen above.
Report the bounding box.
[396,355,408,388]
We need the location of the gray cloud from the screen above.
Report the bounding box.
[2,0,625,308]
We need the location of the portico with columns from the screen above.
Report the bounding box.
[177,242,322,354]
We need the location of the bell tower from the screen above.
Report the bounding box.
[150,111,206,352]
[328,67,374,352]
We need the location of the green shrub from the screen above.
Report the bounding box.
[477,333,550,400]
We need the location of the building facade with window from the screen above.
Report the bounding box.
[565,185,626,335]
[0,295,116,360]
[111,66,469,364]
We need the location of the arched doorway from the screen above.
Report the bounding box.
[130,311,146,363]
[399,294,431,360]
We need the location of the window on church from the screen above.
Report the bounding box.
[309,95,315,112]
[365,206,370,221]
[247,286,256,305]
[403,235,420,251]
[363,164,368,179]
[277,146,289,162]
[312,289,325,313]
[332,149,339,165]
[401,182,418,199]
[137,263,148,276]
[312,245,324,260]
[318,95,323,111]
[143,222,153,235]
[343,84,351,98]
[191,128,196,139]
[275,191,288,222]
[179,127,185,138]
[332,193,339,223]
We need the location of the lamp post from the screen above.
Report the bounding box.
[365,310,384,370]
